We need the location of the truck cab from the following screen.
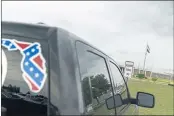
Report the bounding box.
[1,21,155,116]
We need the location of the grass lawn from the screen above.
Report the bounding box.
[128,79,174,115]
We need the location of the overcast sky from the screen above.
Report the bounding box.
[2,1,173,73]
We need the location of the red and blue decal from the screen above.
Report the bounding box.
[1,39,47,93]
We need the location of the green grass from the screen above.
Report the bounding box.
[155,78,174,84]
[128,79,174,115]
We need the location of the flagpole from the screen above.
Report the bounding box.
[143,51,147,75]
[143,43,148,75]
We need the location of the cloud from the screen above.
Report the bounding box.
[2,1,173,73]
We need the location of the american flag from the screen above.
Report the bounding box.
[147,44,150,53]
[1,39,47,93]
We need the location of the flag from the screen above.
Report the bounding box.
[147,44,150,53]
[2,39,47,93]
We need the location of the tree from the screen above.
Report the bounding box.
[82,74,111,105]
[91,74,111,104]
[91,74,110,94]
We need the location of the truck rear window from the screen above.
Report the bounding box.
[1,36,49,116]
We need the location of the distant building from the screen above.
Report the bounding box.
[119,64,173,80]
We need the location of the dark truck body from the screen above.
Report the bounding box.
[1,21,154,116]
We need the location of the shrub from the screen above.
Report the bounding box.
[152,77,158,82]
[137,74,145,79]
[144,76,148,79]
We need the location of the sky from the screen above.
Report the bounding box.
[2,1,173,73]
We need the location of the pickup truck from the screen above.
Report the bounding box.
[1,21,155,116]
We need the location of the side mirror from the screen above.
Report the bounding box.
[136,92,155,108]
[105,92,155,110]
[105,94,123,110]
